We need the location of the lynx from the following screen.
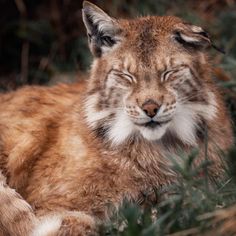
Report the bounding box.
[0,1,233,235]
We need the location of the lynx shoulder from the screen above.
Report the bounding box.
[0,1,233,235]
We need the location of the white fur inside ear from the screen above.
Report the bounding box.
[82,3,115,34]
[108,111,135,145]
[179,32,200,44]
[83,2,122,57]
[190,25,203,33]
[90,14,114,33]
[31,215,62,236]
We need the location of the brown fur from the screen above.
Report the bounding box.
[0,2,233,235]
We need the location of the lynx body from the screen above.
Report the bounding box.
[0,2,233,235]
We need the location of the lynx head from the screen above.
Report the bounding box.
[82,1,217,146]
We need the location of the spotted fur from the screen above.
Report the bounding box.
[0,1,233,235]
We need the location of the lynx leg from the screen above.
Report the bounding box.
[1,172,97,236]
[0,171,38,236]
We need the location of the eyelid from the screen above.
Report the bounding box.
[161,67,182,82]
[161,70,174,82]
[123,73,134,83]
[112,70,137,84]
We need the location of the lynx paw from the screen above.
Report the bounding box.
[58,212,97,236]
[32,211,98,236]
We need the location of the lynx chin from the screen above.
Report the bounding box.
[0,1,233,235]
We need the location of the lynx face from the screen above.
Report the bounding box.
[82,2,217,146]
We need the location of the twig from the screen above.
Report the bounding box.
[20,41,29,85]
[14,0,29,85]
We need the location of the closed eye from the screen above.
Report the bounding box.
[161,65,188,83]
[112,69,136,84]
[161,70,176,82]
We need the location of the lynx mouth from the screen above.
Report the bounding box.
[136,120,171,129]
[145,121,161,128]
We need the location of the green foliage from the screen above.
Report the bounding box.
[104,148,236,236]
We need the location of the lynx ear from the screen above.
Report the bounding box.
[82,1,121,57]
[174,23,211,50]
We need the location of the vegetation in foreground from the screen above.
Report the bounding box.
[1,1,236,235]
[103,148,236,235]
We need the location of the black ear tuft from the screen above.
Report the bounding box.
[82,1,121,57]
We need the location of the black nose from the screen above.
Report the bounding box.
[142,100,160,118]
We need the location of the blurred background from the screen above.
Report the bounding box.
[0,0,236,88]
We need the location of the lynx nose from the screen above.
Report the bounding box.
[142,99,160,118]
